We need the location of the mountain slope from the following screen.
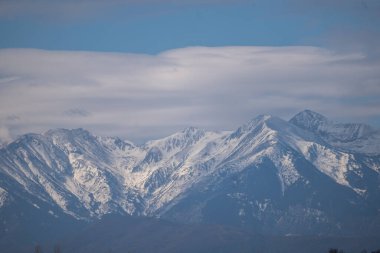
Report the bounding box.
[158,115,380,235]
[0,110,379,241]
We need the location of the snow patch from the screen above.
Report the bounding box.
[0,187,8,207]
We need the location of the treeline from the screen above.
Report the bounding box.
[34,244,61,253]
[329,249,380,253]
[34,244,380,253]
[33,244,126,253]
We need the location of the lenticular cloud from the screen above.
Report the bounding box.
[0,46,379,143]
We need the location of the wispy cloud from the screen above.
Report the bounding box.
[63,108,91,118]
[0,46,379,143]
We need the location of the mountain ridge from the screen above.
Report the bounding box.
[290,110,380,155]
[1,110,380,240]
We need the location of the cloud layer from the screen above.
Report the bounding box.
[0,46,379,143]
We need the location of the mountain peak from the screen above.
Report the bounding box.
[289,110,380,154]
[290,109,328,123]
[145,126,207,153]
[176,126,206,141]
[245,114,273,127]
[299,109,326,117]
[182,126,203,134]
[44,128,91,137]
[230,114,284,139]
[43,128,96,144]
[289,110,329,131]
[246,114,290,129]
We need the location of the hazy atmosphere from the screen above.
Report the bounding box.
[1,0,379,143]
[1,2,380,253]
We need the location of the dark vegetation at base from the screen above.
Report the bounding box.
[32,247,380,253]
[328,249,380,253]
[32,246,380,253]
[4,214,379,253]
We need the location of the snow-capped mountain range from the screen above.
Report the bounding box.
[0,110,380,236]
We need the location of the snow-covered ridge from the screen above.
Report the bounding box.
[290,110,380,154]
[0,110,379,221]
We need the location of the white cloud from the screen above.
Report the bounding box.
[0,46,379,143]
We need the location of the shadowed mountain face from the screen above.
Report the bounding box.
[1,110,380,252]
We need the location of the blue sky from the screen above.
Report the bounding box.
[1,0,379,54]
[0,0,380,142]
